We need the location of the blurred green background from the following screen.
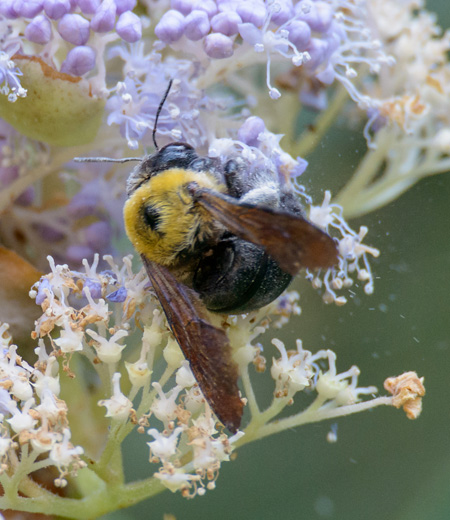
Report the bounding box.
[105,2,450,518]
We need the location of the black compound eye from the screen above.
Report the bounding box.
[143,205,162,231]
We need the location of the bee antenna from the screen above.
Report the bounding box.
[153,79,173,151]
[74,157,142,163]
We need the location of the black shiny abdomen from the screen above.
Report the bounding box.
[193,237,292,314]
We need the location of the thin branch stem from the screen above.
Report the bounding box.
[243,396,393,444]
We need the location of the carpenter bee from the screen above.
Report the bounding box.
[76,81,338,433]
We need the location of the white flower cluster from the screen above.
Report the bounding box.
[0,325,85,488]
[335,0,450,217]
[0,249,424,512]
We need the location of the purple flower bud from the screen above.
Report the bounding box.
[61,45,96,75]
[0,1,19,19]
[192,0,217,18]
[116,11,142,42]
[107,286,127,302]
[184,10,210,41]
[269,0,294,26]
[43,0,70,19]
[12,0,43,18]
[58,14,90,45]
[210,11,241,36]
[217,0,240,12]
[295,1,333,33]
[85,221,112,250]
[237,116,265,147]
[203,33,234,59]
[84,278,102,299]
[170,0,192,16]
[114,0,136,15]
[24,15,52,44]
[237,1,266,27]
[78,0,100,14]
[91,0,116,33]
[155,10,185,44]
[287,20,311,51]
[66,245,95,264]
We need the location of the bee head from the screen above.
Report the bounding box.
[124,168,223,266]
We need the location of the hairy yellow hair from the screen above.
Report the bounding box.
[124,168,224,266]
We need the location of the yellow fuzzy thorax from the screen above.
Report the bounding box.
[124,168,224,266]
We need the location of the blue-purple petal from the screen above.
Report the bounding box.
[12,0,43,18]
[184,10,210,41]
[210,11,241,36]
[58,13,90,45]
[24,14,52,44]
[61,45,96,75]
[155,9,185,44]
[84,278,102,299]
[107,286,127,302]
[236,1,266,27]
[43,0,71,19]
[203,32,234,58]
[114,0,136,15]
[116,11,142,42]
[90,0,116,33]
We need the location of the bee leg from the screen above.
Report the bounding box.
[280,189,304,215]
[224,159,246,198]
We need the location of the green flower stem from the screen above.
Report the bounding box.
[236,394,292,446]
[338,174,419,217]
[240,364,260,417]
[414,157,450,178]
[4,444,39,499]
[0,472,166,520]
[17,475,56,499]
[289,85,348,159]
[93,421,125,484]
[61,356,108,459]
[244,396,393,443]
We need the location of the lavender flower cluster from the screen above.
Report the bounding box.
[154,0,392,104]
[0,0,142,77]
[157,0,332,61]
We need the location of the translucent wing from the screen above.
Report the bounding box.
[190,187,338,276]
[141,255,243,433]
